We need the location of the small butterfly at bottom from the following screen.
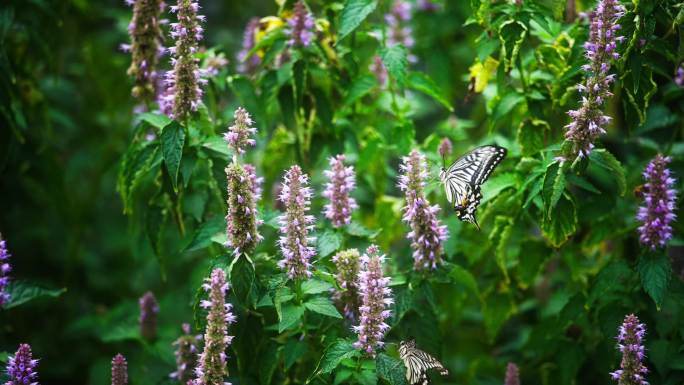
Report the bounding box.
[399,339,448,385]
[439,145,507,229]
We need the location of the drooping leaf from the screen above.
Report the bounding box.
[230,254,256,307]
[376,353,408,385]
[542,160,566,217]
[540,194,577,247]
[638,254,671,309]
[185,216,225,251]
[338,0,378,41]
[304,296,343,318]
[160,121,185,190]
[380,45,408,86]
[4,281,66,309]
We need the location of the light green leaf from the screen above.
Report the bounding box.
[345,222,380,238]
[185,216,225,251]
[302,279,334,295]
[540,194,577,248]
[304,296,343,318]
[376,353,408,385]
[160,121,185,190]
[492,92,525,124]
[481,172,518,204]
[338,0,378,41]
[542,160,566,217]
[318,339,359,374]
[638,254,671,309]
[517,118,548,156]
[317,230,343,258]
[343,74,377,106]
[4,280,66,309]
[589,149,626,196]
[278,304,305,333]
[138,112,172,130]
[407,72,453,111]
[380,45,408,86]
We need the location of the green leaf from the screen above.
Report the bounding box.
[160,121,185,190]
[146,205,167,279]
[343,74,377,106]
[540,194,577,247]
[301,279,334,295]
[498,20,528,71]
[4,280,66,309]
[304,296,343,318]
[284,338,308,370]
[517,118,548,156]
[228,75,261,119]
[542,160,566,217]
[588,260,633,306]
[483,291,516,340]
[317,229,343,258]
[407,72,453,111]
[138,112,172,130]
[481,172,518,204]
[118,141,160,213]
[638,254,671,309]
[345,221,380,238]
[100,323,139,343]
[278,304,304,333]
[185,216,225,251]
[338,0,378,41]
[489,216,515,284]
[376,353,408,385]
[380,45,408,86]
[230,254,256,307]
[491,92,525,124]
[448,264,481,300]
[318,339,359,374]
[589,149,626,196]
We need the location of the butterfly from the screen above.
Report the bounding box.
[439,145,507,229]
[399,339,449,385]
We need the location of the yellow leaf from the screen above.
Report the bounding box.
[468,56,499,93]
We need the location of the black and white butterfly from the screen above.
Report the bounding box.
[399,339,449,385]
[439,145,507,229]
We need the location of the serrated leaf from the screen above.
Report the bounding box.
[230,254,256,307]
[343,74,377,106]
[317,230,343,258]
[338,0,378,41]
[589,149,626,196]
[638,254,671,309]
[160,121,185,190]
[542,160,566,217]
[284,338,308,370]
[278,304,304,333]
[517,118,548,156]
[4,281,66,309]
[304,296,342,318]
[407,72,453,111]
[588,260,633,306]
[185,216,225,251]
[380,45,408,86]
[138,112,172,129]
[318,339,359,374]
[376,353,408,385]
[301,279,334,295]
[118,142,160,213]
[540,194,577,247]
[345,221,380,238]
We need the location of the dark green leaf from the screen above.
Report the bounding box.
[338,0,378,41]
[638,254,671,309]
[160,121,185,190]
[301,279,334,295]
[589,149,626,196]
[448,265,480,300]
[317,230,343,258]
[343,75,377,106]
[540,194,577,247]
[542,160,566,217]
[185,216,225,251]
[376,353,408,385]
[4,281,66,309]
[517,118,548,156]
[138,112,172,130]
[380,45,408,86]
[319,339,359,374]
[230,254,256,307]
[278,304,304,333]
[304,296,342,318]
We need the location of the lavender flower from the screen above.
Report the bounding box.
[369,55,388,87]
[353,245,393,357]
[6,344,39,385]
[193,268,236,385]
[171,323,202,383]
[224,107,257,157]
[385,1,416,63]
[438,137,453,159]
[675,65,684,87]
[204,52,229,77]
[237,17,261,74]
[563,0,625,158]
[637,155,677,249]
[332,249,361,321]
[111,354,128,385]
[323,155,358,227]
[417,0,441,11]
[162,0,207,120]
[398,150,448,270]
[139,291,159,341]
[286,1,315,47]
[610,314,649,385]
[505,363,520,385]
[125,0,165,104]
[277,165,316,280]
[0,234,12,306]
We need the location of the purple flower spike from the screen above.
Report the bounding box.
[353,245,393,357]
[286,1,315,47]
[438,138,453,159]
[385,1,417,63]
[323,154,358,228]
[171,323,202,383]
[637,155,677,250]
[505,363,520,385]
[564,0,625,158]
[610,314,649,385]
[139,291,159,341]
[398,150,448,270]
[125,0,165,104]
[332,249,361,321]
[277,165,316,280]
[0,234,12,306]
[162,0,206,120]
[224,107,257,157]
[111,354,128,385]
[238,17,261,74]
[6,344,39,385]
[675,65,684,87]
[193,268,235,385]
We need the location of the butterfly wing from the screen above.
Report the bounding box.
[400,341,449,385]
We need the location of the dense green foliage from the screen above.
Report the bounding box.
[1,0,683,384]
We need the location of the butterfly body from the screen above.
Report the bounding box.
[440,145,507,229]
[399,339,448,385]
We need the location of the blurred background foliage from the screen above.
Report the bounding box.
[1,0,684,384]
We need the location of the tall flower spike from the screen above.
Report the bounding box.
[6,344,39,385]
[332,249,361,321]
[353,245,393,357]
[125,0,165,104]
[323,155,358,227]
[385,1,416,63]
[171,323,202,383]
[637,155,677,249]
[238,17,261,74]
[438,138,453,160]
[0,234,12,306]
[563,0,625,159]
[277,165,316,280]
[139,291,159,341]
[398,150,448,270]
[286,1,315,47]
[111,354,128,385]
[505,363,520,385]
[193,268,236,385]
[224,107,257,158]
[610,314,649,385]
[162,0,207,120]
